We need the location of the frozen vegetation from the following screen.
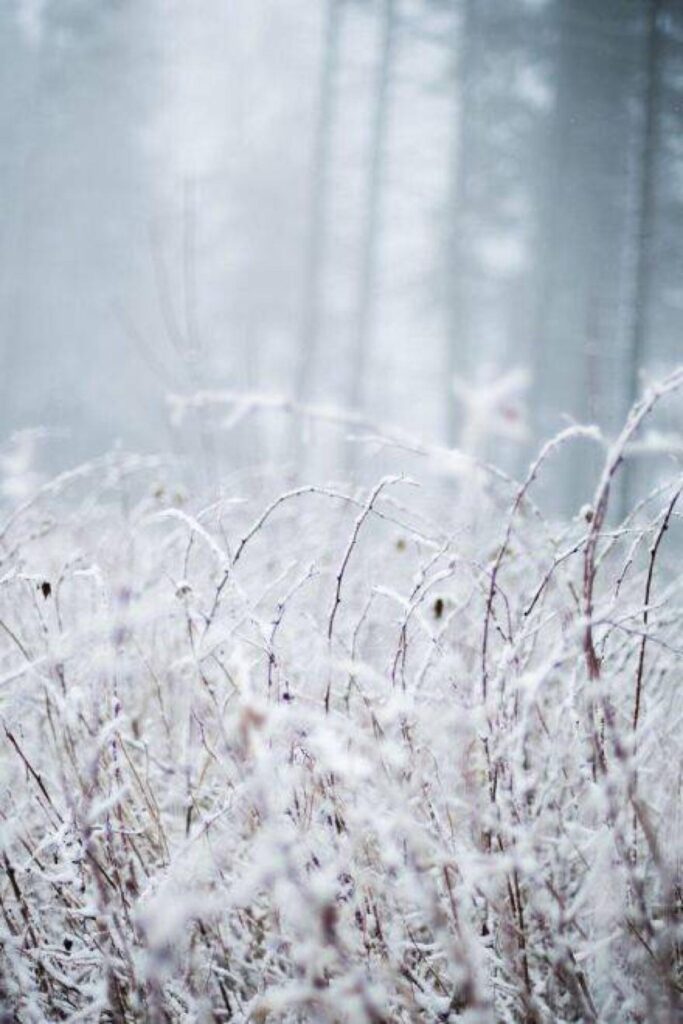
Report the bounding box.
[0,375,682,1023]
[3,2,683,1020]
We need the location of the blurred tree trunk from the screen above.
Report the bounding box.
[297,0,342,406]
[0,6,162,458]
[349,0,396,414]
[444,0,547,459]
[623,0,662,511]
[532,0,641,512]
[444,0,477,446]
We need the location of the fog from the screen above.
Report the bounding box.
[3,7,683,1018]
[1,0,682,508]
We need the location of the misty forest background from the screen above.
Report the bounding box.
[1,0,682,509]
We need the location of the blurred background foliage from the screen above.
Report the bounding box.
[1,0,682,510]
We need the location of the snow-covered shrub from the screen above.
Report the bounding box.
[1,375,682,1023]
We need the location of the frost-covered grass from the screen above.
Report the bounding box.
[1,379,682,1023]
